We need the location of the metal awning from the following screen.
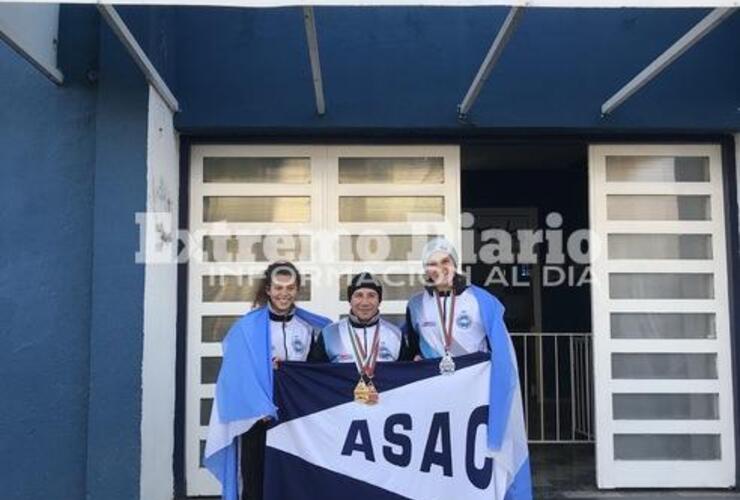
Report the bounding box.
[4,0,740,6]
[456,6,736,120]
[1,1,737,122]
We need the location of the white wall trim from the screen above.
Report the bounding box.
[0,3,64,84]
[140,86,180,500]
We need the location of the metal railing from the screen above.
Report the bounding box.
[510,332,594,443]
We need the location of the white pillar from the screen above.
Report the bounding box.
[139,86,179,500]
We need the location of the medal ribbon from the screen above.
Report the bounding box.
[348,322,381,378]
[434,292,457,353]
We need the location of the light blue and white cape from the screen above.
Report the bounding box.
[469,285,532,500]
[204,305,331,500]
[406,285,532,499]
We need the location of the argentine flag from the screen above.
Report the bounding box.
[203,306,330,500]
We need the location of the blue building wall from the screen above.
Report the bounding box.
[84,20,150,500]
[0,7,99,500]
[0,5,157,499]
[169,7,740,133]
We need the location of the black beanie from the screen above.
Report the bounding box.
[346,272,383,302]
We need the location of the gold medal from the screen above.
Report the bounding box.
[349,322,382,405]
[364,379,379,405]
[353,377,379,405]
[354,377,371,403]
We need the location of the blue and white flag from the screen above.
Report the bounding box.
[204,306,331,500]
[264,352,532,500]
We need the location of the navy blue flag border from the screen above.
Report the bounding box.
[263,353,532,500]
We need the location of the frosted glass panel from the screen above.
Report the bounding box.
[338,157,444,184]
[204,196,310,223]
[609,273,714,299]
[608,234,712,260]
[339,274,425,300]
[606,156,709,182]
[203,235,311,262]
[339,234,440,261]
[203,157,310,183]
[340,313,406,326]
[339,196,444,222]
[607,195,710,221]
[611,313,716,339]
[202,315,240,343]
[382,314,406,326]
[203,275,311,302]
[614,434,720,460]
[612,353,717,379]
[201,356,222,384]
[613,393,719,420]
[200,398,214,426]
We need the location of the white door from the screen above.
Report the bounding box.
[186,144,460,496]
[589,144,735,488]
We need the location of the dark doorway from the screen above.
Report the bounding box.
[462,142,595,497]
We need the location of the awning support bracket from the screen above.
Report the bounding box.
[303,6,326,116]
[457,6,524,123]
[601,7,737,116]
[98,3,180,113]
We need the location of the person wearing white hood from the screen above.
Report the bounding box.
[405,237,493,371]
[405,236,533,499]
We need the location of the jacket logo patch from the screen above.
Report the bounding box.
[292,337,306,354]
[379,344,393,360]
[456,312,472,329]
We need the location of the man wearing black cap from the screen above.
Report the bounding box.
[321,272,414,365]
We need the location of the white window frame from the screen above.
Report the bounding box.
[589,144,735,489]
[326,145,461,318]
[186,145,327,495]
[185,144,461,496]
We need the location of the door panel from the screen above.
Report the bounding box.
[186,145,461,495]
[589,144,735,489]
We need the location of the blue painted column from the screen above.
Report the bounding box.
[0,6,98,500]
[84,20,150,500]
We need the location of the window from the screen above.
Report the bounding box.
[589,145,734,488]
[186,145,461,495]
